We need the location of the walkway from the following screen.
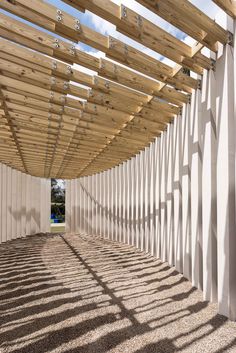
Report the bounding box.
[0,233,236,353]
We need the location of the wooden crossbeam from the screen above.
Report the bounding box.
[0,73,164,176]
[0,22,194,99]
[2,90,165,134]
[61,0,213,74]
[213,0,236,19]
[64,0,228,47]
[0,47,180,114]
[136,0,228,49]
[0,91,28,173]
[0,0,197,95]
[0,58,177,123]
[0,0,226,177]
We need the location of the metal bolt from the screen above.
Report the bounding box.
[137,14,142,27]
[197,79,202,90]
[66,65,73,74]
[182,67,190,76]
[75,19,81,31]
[70,45,76,55]
[210,58,216,71]
[56,10,63,21]
[52,61,57,70]
[63,82,69,90]
[109,37,115,49]
[121,5,127,18]
[227,31,233,46]
[51,77,56,85]
[53,39,60,48]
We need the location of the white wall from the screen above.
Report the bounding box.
[0,163,51,243]
[66,16,236,321]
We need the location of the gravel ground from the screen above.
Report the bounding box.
[0,233,236,353]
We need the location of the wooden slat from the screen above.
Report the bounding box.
[213,0,236,18]
[0,0,223,177]
[62,0,213,74]
[0,17,194,102]
[0,58,178,122]
[0,53,178,114]
[136,0,228,49]
[0,0,199,94]
[0,91,28,173]
[0,73,165,176]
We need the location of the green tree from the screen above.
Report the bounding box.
[51,179,65,222]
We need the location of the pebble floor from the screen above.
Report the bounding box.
[0,233,236,353]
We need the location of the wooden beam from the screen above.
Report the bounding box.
[61,0,213,74]
[136,0,228,49]
[213,0,236,19]
[0,90,28,173]
[0,3,196,96]
[0,0,220,178]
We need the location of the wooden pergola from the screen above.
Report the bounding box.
[0,0,234,179]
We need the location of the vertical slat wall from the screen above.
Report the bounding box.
[0,163,51,243]
[66,32,236,321]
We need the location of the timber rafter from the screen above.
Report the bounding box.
[0,0,231,178]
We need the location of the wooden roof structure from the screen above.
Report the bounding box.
[0,0,232,178]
